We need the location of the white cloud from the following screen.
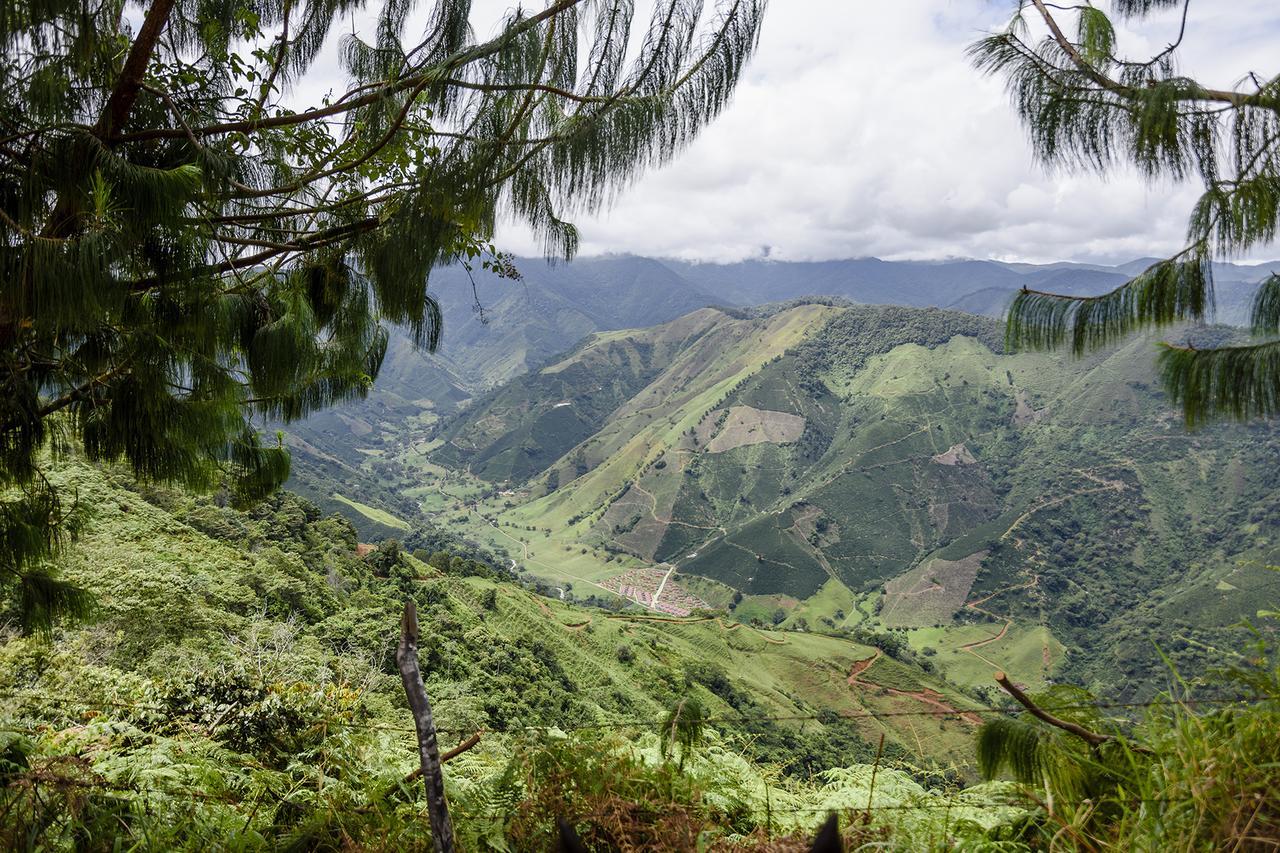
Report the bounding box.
[491,1,1280,264]
[293,1,1280,264]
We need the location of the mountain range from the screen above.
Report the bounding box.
[284,253,1274,475]
[285,267,1280,702]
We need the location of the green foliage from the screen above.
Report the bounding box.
[978,627,1280,849]
[974,3,1280,423]
[1005,254,1212,356]
[976,686,1115,807]
[0,459,1037,848]
[0,0,766,628]
[1158,337,1280,426]
[660,694,708,770]
[469,730,1026,851]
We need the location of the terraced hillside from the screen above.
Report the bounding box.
[414,302,1280,699]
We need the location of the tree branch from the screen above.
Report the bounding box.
[1028,0,1250,106]
[402,730,484,785]
[98,0,178,137]
[995,671,1110,747]
[114,0,589,144]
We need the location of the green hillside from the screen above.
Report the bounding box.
[1,461,1022,844]
[431,309,732,481]
[394,303,1280,700]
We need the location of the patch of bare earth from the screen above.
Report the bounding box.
[847,652,982,726]
[930,442,976,466]
[1012,390,1043,427]
[705,405,806,453]
[600,568,709,616]
[879,550,988,628]
[790,503,840,548]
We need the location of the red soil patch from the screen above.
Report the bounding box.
[847,651,882,684]
[848,650,982,726]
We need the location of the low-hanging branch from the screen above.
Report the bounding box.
[0,0,768,634]
[974,0,1280,425]
[994,671,1111,748]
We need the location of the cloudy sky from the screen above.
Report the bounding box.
[338,2,1280,265]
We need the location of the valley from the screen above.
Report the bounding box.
[284,271,1280,703]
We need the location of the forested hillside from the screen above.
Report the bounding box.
[364,302,1280,702]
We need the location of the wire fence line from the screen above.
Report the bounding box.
[0,686,1269,738]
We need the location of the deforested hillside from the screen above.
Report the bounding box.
[408,303,1280,700]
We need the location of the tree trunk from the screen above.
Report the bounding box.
[396,600,455,853]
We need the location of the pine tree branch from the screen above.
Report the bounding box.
[442,78,612,103]
[38,0,178,242]
[1028,0,1251,106]
[252,1,292,118]
[37,363,129,417]
[114,0,590,144]
[229,78,432,200]
[97,0,178,137]
[995,671,1111,747]
[128,217,380,290]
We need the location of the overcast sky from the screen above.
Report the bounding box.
[333,1,1280,265]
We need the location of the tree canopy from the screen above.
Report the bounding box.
[0,0,765,631]
[972,0,1280,425]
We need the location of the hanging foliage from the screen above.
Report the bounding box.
[0,0,767,631]
[972,0,1280,426]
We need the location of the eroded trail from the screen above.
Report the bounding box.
[957,568,1053,677]
[1000,471,1125,542]
[846,650,882,684]
[846,650,983,726]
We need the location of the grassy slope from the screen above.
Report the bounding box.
[12,460,983,773]
[331,492,412,530]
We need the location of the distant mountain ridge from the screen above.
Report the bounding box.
[283,252,1273,524]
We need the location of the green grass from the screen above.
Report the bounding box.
[905,623,1063,691]
[331,492,411,530]
[781,578,861,630]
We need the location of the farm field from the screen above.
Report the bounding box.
[905,624,1063,691]
[331,492,411,530]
